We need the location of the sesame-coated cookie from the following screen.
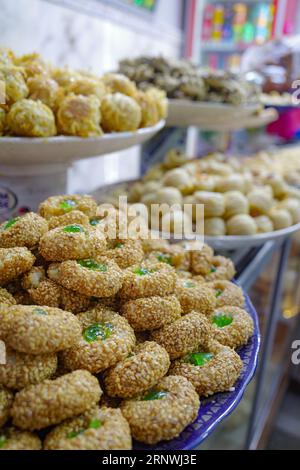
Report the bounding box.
[0,428,42,450]
[0,287,16,306]
[38,194,97,220]
[48,258,123,298]
[0,248,35,285]
[61,306,135,374]
[150,312,210,360]
[190,244,214,275]
[208,280,244,308]
[48,210,89,230]
[0,347,57,390]
[104,341,170,398]
[44,406,132,450]
[119,262,177,301]
[0,387,13,427]
[0,212,48,249]
[209,306,254,349]
[170,339,243,397]
[121,295,181,332]
[205,256,236,281]
[0,305,81,355]
[121,375,199,444]
[105,239,144,269]
[175,278,216,315]
[11,370,102,430]
[39,224,106,261]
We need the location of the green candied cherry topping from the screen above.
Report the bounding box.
[156,254,173,266]
[142,389,168,401]
[184,281,196,288]
[63,224,85,233]
[215,289,223,298]
[3,217,20,230]
[186,352,214,367]
[77,259,108,272]
[115,243,124,249]
[210,266,217,274]
[67,418,102,439]
[0,435,6,448]
[89,218,100,227]
[60,199,77,213]
[83,322,113,343]
[134,267,157,276]
[33,308,48,315]
[212,313,233,328]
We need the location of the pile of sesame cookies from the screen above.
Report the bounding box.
[0,194,254,449]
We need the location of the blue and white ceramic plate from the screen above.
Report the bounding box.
[134,289,260,451]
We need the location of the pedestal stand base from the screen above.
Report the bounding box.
[0,164,68,221]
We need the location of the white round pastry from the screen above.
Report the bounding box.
[194,191,225,218]
[254,215,274,234]
[247,189,273,216]
[263,175,288,199]
[162,168,192,189]
[215,174,245,193]
[204,217,226,236]
[227,214,257,236]
[278,198,300,224]
[154,187,183,206]
[224,191,249,219]
[269,208,293,230]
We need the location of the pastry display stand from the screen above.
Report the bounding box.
[0,120,165,219]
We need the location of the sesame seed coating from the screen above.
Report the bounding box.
[48,211,90,230]
[141,238,170,254]
[150,312,210,360]
[1,305,82,355]
[48,258,124,298]
[105,239,144,269]
[147,245,190,271]
[119,262,177,301]
[175,278,216,315]
[0,248,35,286]
[0,347,57,390]
[190,244,214,275]
[0,212,48,249]
[39,225,106,261]
[11,370,102,430]
[170,339,243,397]
[205,256,236,281]
[44,406,132,450]
[0,387,13,427]
[38,195,97,220]
[0,287,16,306]
[209,306,254,349]
[121,375,200,445]
[104,341,170,398]
[0,427,42,450]
[61,307,135,374]
[121,295,182,332]
[208,280,245,308]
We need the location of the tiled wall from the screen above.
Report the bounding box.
[0,0,182,193]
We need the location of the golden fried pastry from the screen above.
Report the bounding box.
[7,99,56,137]
[67,77,107,101]
[0,108,6,135]
[101,93,141,132]
[0,48,15,66]
[135,90,159,127]
[0,65,28,105]
[15,53,48,77]
[102,73,137,98]
[50,67,80,87]
[27,75,62,110]
[227,214,257,236]
[146,87,168,120]
[57,94,102,137]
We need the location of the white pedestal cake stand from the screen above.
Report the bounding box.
[0,120,165,219]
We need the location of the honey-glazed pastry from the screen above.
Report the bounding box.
[135,90,159,127]
[0,65,28,105]
[67,77,107,101]
[27,75,62,110]
[102,73,137,98]
[57,94,102,137]
[101,93,141,132]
